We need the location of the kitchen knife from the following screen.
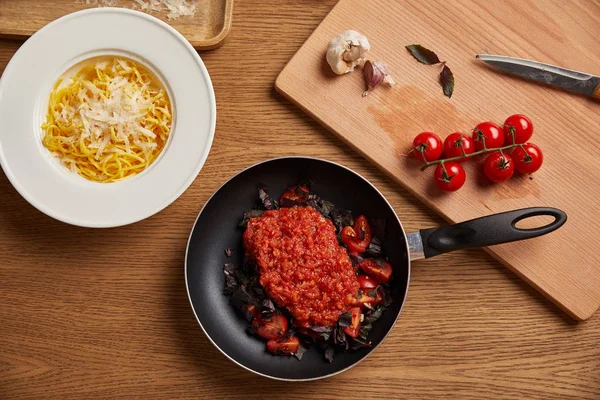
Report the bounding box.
[476,54,600,99]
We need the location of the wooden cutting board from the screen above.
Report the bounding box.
[0,0,233,50]
[276,0,600,320]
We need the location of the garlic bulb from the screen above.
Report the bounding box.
[326,30,371,75]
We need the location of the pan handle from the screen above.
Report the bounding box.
[408,207,567,260]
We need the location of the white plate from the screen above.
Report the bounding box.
[0,8,216,228]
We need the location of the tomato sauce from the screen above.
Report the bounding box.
[243,206,359,328]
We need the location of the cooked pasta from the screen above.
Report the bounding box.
[42,57,172,183]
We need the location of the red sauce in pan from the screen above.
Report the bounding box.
[243,206,359,328]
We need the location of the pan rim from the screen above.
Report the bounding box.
[184,156,412,381]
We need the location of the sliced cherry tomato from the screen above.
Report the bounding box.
[443,132,474,162]
[504,114,533,145]
[341,215,372,253]
[279,185,310,207]
[358,259,392,283]
[512,143,543,174]
[252,313,288,340]
[350,290,376,308]
[472,122,504,151]
[357,275,378,290]
[433,162,466,192]
[342,307,362,338]
[483,151,514,182]
[412,132,443,162]
[267,335,299,355]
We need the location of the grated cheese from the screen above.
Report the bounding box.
[75,0,196,20]
[42,58,172,183]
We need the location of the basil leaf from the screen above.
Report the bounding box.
[406,44,441,65]
[440,64,455,98]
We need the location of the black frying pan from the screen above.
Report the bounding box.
[185,157,566,381]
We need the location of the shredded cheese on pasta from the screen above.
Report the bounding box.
[42,58,172,183]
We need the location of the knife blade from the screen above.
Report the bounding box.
[476,54,600,99]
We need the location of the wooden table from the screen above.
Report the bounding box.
[0,1,598,399]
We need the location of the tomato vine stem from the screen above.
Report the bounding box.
[419,142,523,171]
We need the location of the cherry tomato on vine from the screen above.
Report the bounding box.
[512,143,543,174]
[433,162,466,192]
[412,132,443,162]
[483,151,514,182]
[443,133,475,162]
[472,122,504,151]
[504,114,534,145]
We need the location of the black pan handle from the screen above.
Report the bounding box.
[419,207,567,259]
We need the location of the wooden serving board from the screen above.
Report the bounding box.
[276,0,600,320]
[0,0,233,50]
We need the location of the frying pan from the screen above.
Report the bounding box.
[185,157,566,381]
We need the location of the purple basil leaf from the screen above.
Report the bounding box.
[405,44,441,65]
[324,345,335,363]
[366,238,383,257]
[350,252,365,267]
[332,209,354,234]
[351,337,372,350]
[239,209,263,228]
[338,312,352,327]
[294,341,308,361]
[439,64,455,98]
[258,184,277,210]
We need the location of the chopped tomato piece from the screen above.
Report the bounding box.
[350,289,382,309]
[246,304,259,319]
[252,313,288,340]
[359,259,392,283]
[357,275,378,290]
[267,335,300,355]
[341,215,372,253]
[342,307,362,338]
[279,185,310,206]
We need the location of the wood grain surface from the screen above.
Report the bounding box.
[0,0,233,49]
[0,1,599,399]
[276,0,600,321]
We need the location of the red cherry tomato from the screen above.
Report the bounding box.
[433,162,466,192]
[279,185,309,207]
[472,122,504,151]
[342,307,363,338]
[252,314,289,340]
[512,143,543,174]
[358,259,392,283]
[341,215,372,253]
[412,132,443,162]
[267,336,299,355]
[504,114,534,145]
[357,275,378,290]
[483,151,514,182]
[443,132,474,162]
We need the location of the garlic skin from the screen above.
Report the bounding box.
[326,30,371,75]
[362,60,395,96]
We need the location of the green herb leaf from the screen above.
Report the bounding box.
[439,65,455,98]
[405,44,441,65]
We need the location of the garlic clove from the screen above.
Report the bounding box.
[362,60,395,96]
[326,30,370,75]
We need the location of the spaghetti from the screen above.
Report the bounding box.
[42,57,172,183]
